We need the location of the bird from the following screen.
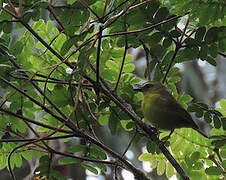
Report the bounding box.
[134,81,209,138]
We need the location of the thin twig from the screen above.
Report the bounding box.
[96,26,103,97]
[47,4,65,31]
[114,39,128,91]
[43,67,57,105]
[102,0,109,16]
[18,0,22,16]
[0,134,75,143]
[141,41,151,81]
[128,0,153,11]
[162,45,180,83]
[103,0,138,28]
[104,0,130,18]
[103,15,183,37]
[79,0,100,20]
[179,16,189,43]
[6,0,18,15]
[122,129,137,158]
[0,108,72,134]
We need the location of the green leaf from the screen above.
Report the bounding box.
[146,141,158,154]
[187,104,201,112]
[120,120,134,131]
[218,39,226,52]
[193,162,203,170]
[204,27,219,44]
[169,76,181,83]
[60,38,74,56]
[213,115,221,129]
[190,152,200,164]
[126,121,136,129]
[123,64,135,73]
[65,25,76,36]
[106,60,118,72]
[154,7,169,23]
[125,54,133,63]
[221,117,226,130]
[196,102,209,109]
[195,27,206,42]
[149,32,163,44]
[170,30,181,38]
[184,38,198,46]
[149,44,166,57]
[40,155,50,164]
[166,162,174,178]
[168,67,180,77]
[222,160,226,169]
[220,149,226,158]
[51,85,70,106]
[3,22,12,33]
[219,99,226,110]
[0,44,8,52]
[199,43,208,60]
[90,144,107,160]
[180,94,193,103]
[92,161,107,172]
[146,1,160,17]
[58,157,81,164]
[68,145,86,153]
[211,139,226,148]
[149,160,157,169]
[108,112,119,135]
[98,114,109,126]
[209,109,222,117]
[181,46,199,60]
[21,151,32,160]
[14,153,22,168]
[162,51,174,66]
[185,155,192,168]
[39,1,49,8]
[195,109,204,118]
[81,163,98,175]
[162,38,172,48]
[138,153,153,161]
[67,0,77,5]
[9,41,24,55]
[161,16,177,31]
[209,43,218,58]
[205,166,222,175]
[157,160,165,176]
[204,112,212,123]
[206,56,216,66]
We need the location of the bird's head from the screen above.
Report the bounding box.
[133,81,165,93]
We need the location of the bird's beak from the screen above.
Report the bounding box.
[133,84,142,92]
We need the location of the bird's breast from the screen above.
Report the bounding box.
[142,93,162,128]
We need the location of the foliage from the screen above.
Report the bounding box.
[0,0,225,179]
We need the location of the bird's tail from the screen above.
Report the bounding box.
[192,119,213,138]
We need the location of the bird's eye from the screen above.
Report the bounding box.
[144,84,154,89]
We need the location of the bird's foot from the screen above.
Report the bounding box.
[147,125,158,134]
[160,129,175,146]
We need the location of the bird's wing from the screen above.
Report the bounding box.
[158,95,198,129]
